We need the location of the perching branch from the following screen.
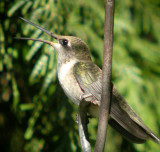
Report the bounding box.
[78,101,92,152]
[94,0,115,152]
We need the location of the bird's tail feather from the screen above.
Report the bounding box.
[110,88,160,144]
[109,118,147,143]
[148,132,160,144]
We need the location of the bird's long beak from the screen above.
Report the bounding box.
[15,17,59,46]
[14,37,55,47]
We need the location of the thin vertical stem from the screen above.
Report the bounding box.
[78,101,92,152]
[94,0,115,152]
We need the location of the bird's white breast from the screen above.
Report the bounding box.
[57,59,83,105]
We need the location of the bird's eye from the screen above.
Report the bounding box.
[59,39,68,46]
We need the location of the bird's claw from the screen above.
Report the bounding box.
[79,92,94,102]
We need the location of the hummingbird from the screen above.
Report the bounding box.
[15,17,160,144]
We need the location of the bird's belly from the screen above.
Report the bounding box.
[59,71,100,115]
[60,74,82,105]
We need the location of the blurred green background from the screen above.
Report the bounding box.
[0,0,160,151]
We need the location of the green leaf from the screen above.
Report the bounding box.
[7,0,27,17]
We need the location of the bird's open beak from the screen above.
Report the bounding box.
[14,17,59,46]
[14,37,55,47]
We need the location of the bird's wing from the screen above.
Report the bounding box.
[73,62,102,104]
[73,61,160,143]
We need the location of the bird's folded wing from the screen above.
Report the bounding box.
[73,62,102,103]
[73,61,160,143]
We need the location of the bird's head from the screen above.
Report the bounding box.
[15,18,91,64]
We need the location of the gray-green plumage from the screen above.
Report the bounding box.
[16,17,160,144]
[73,62,160,144]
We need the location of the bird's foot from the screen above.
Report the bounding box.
[79,92,95,103]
